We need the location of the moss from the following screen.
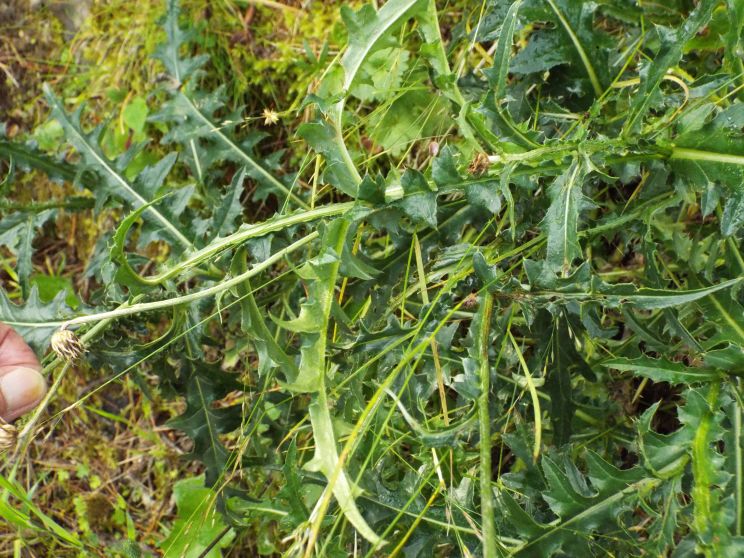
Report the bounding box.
[188,1,352,108]
[0,1,67,129]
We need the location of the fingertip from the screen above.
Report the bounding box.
[0,324,41,371]
[0,367,47,422]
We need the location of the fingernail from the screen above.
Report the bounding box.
[0,368,46,418]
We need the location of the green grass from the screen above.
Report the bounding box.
[2,0,744,556]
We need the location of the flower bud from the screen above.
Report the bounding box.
[51,329,85,362]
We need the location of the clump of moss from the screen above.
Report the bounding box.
[189,1,351,110]
[0,0,67,130]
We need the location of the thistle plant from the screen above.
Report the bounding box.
[1,0,744,556]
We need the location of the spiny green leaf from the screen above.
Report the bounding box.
[230,248,299,384]
[542,159,590,274]
[206,168,246,242]
[159,475,235,558]
[602,356,724,384]
[0,139,80,185]
[0,286,78,355]
[485,0,523,100]
[297,120,359,197]
[0,209,56,291]
[157,90,306,208]
[151,4,305,207]
[592,276,744,310]
[44,87,194,251]
[691,274,744,348]
[154,0,209,84]
[394,168,438,228]
[167,360,242,487]
[504,453,654,557]
[624,0,718,133]
[671,106,744,223]
[544,318,588,444]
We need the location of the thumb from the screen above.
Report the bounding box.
[0,324,47,422]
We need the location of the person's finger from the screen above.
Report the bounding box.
[0,324,46,422]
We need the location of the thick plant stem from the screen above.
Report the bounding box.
[328,0,421,189]
[691,382,721,557]
[670,147,744,166]
[485,142,744,171]
[302,218,385,550]
[57,234,317,329]
[475,292,497,558]
[735,379,744,536]
[132,202,353,286]
[418,0,480,150]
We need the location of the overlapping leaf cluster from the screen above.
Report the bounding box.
[1,0,744,556]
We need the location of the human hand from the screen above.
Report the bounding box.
[0,324,47,422]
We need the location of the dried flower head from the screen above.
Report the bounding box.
[262,108,279,126]
[51,328,85,362]
[0,419,17,452]
[468,152,490,176]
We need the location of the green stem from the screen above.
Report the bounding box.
[302,219,386,549]
[670,147,744,167]
[488,140,619,165]
[691,381,721,556]
[418,0,480,149]
[56,234,317,329]
[0,140,80,184]
[328,0,421,187]
[475,292,497,558]
[137,202,353,286]
[734,380,744,536]
[482,142,744,182]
